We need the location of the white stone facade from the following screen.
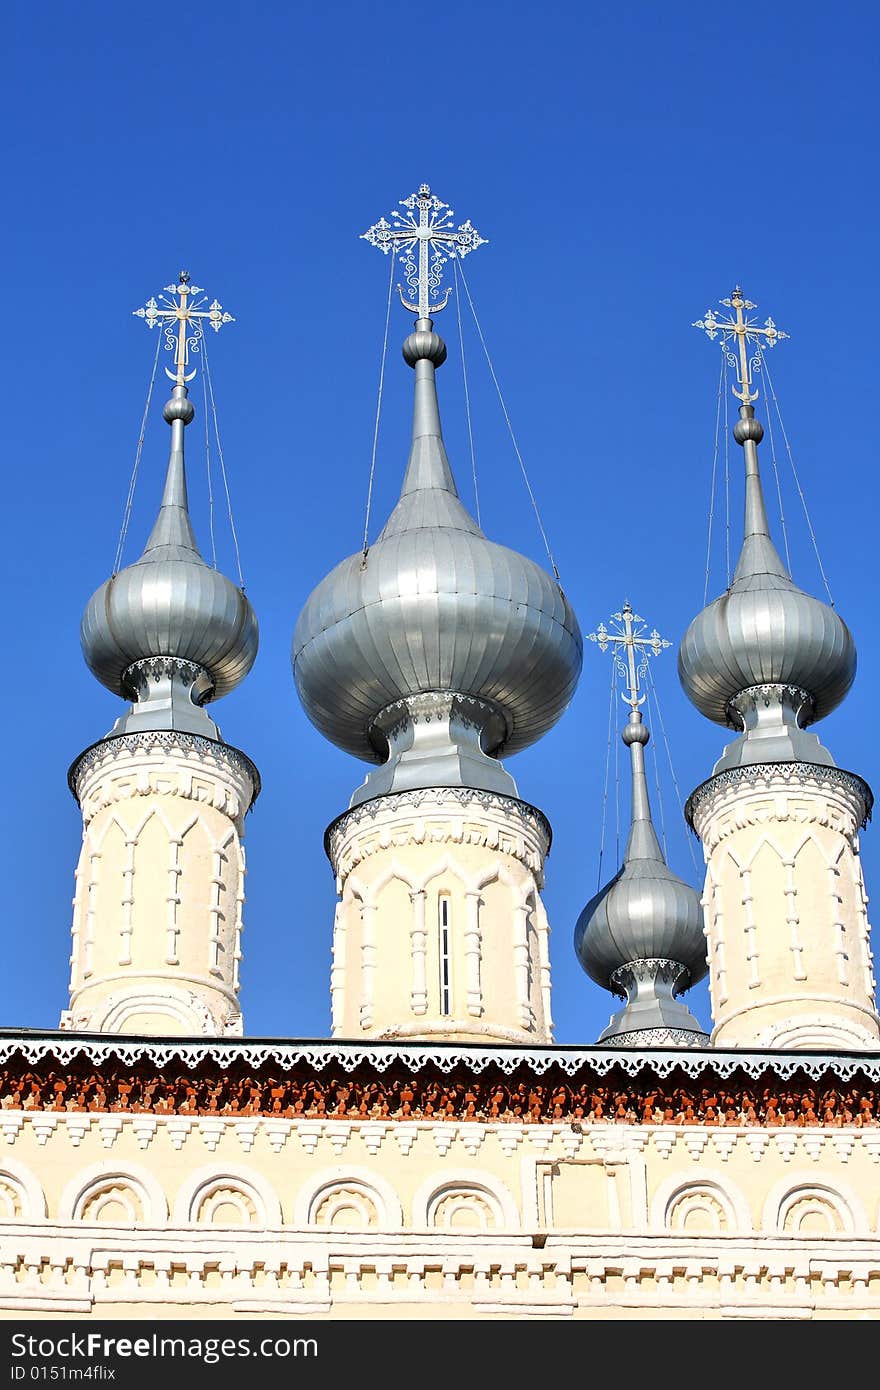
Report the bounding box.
[61,733,258,1037]
[691,763,880,1049]
[326,787,553,1043]
[2,1108,880,1319]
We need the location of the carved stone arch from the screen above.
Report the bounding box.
[127,803,178,844]
[88,812,132,853]
[650,1170,751,1234]
[761,1173,865,1235]
[345,873,367,904]
[293,1166,402,1230]
[754,1015,880,1049]
[790,831,834,869]
[366,859,418,904]
[59,1160,168,1226]
[173,1164,282,1228]
[93,986,217,1036]
[0,1158,47,1220]
[474,862,531,903]
[741,834,790,872]
[417,855,475,896]
[412,1170,519,1231]
[175,812,203,843]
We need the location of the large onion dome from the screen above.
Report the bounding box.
[575,709,707,1044]
[679,409,855,731]
[293,321,582,784]
[81,385,258,736]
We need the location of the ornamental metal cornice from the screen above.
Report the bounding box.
[324,785,552,862]
[2,1027,880,1083]
[685,760,873,832]
[68,731,261,808]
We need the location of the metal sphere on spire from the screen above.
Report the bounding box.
[575,603,707,1044]
[293,186,581,790]
[679,289,855,749]
[81,276,257,735]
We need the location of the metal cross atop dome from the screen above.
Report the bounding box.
[133,271,234,385]
[693,286,788,405]
[588,601,671,711]
[361,183,486,318]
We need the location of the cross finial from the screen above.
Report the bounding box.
[587,600,671,711]
[693,286,788,405]
[362,183,487,319]
[133,271,234,385]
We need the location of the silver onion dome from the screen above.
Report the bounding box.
[81,386,258,714]
[575,710,707,1043]
[293,320,582,775]
[679,409,855,731]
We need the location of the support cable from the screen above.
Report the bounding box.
[645,663,700,875]
[362,248,396,564]
[760,364,791,576]
[455,257,561,582]
[113,328,163,575]
[760,349,835,605]
[453,259,481,527]
[200,330,245,589]
[703,351,726,605]
[597,658,617,891]
[201,349,217,568]
[723,357,731,586]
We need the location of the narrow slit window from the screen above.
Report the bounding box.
[439,896,452,1016]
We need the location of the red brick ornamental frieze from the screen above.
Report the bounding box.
[1,1042,879,1127]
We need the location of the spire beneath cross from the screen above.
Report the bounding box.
[362,183,486,318]
[693,286,788,405]
[588,601,671,711]
[133,271,234,385]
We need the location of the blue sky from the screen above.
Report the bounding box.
[2,1,878,1043]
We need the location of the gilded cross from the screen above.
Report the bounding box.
[693,286,788,404]
[362,183,486,318]
[588,600,671,710]
[133,270,234,385]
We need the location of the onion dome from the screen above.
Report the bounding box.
[575,698,707,1043]
[293,318,582,797]
[81,383,258,738]
[681,288,854,760]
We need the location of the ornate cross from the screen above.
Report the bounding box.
[362,183,486,318]
[693,286,788,405]
[133,270,234,384]
[588,601,671,710]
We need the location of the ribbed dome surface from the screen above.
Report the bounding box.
[678,422,855,727]
[678,565,855,727]
[575,854,707,990]
[82,417,258,701]
[293,341,582,763]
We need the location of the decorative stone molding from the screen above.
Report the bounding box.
[173,1164,282,1227]
[69,731,260,812]
[293,1167,403,1229]
[58,1160,168,1225]
[412,1170,518,1230]
[649,1170,752,1233]
[326,785,551,875]
[687,760,872,833]
[760,1173,867,1235]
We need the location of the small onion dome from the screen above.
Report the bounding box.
[81,391,258,701]
[574,713,707,992]
[679,413,855,726]
[574,855,707,992]
[293,325,582,763]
